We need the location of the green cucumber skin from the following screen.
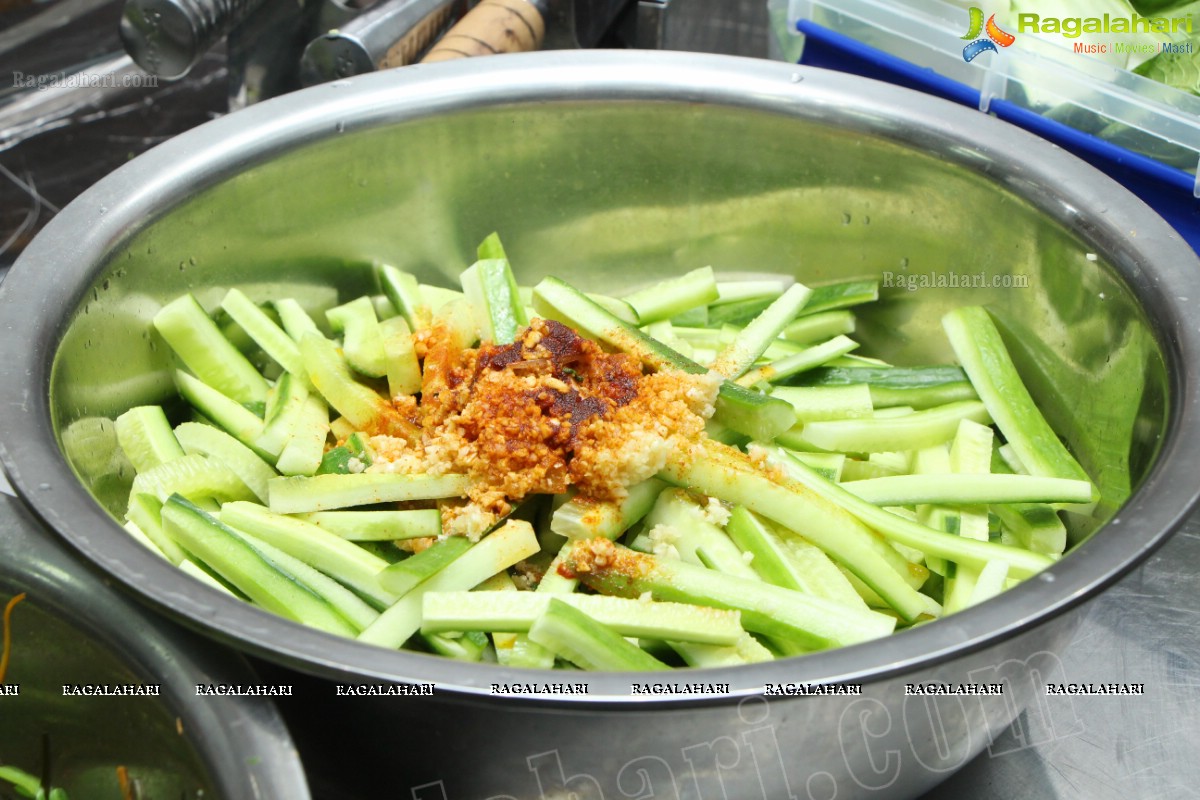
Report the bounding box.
[275,394,331,478]
[798,280,879,315]
[707,297,774,326]
[795,366,978,409]
[565,542,896,649]
[551,478,666,540]
[476,232,508,260]
[724,505,806,591]
[797,359,943,385]
[154,293,270,406]
[378,537,474,596]
[532,277,795,441]
[233,529,379,632]
[771,385,874,423]
[621,266,719,325]
[840,474,1095,507]
[357,520,541,649]
[661,444,933,622]
[760,446,1056,578]
[461,258,528,345]
[297,509,442,541]
[268,472,469,514]
[175,421,277,503]
[709,283,813,380]
[298,332,394,433]
[377,264,426,329]
[127,492,188,564]
[274,298,323,342]
[942,307,1093,490]
[161,495,356,636]
[131,452,257,505]
[782,310,856,344]
[993,503,1067,556]
[420,591,743,646]
[174,370,266,448]
[801,400,991,454]
[221,288,305,377]
[218,500,396,608]
[528,598,672,672]
[737,334,859,387]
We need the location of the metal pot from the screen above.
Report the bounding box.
[0,493,312,799]
[1,52,1197,799]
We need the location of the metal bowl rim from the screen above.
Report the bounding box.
[1,50,1197,704]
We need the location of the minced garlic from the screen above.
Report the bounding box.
[365,318,719,538]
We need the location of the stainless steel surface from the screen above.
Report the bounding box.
[299,0,465,84]
[119,0,267,78]
[0,50,1197,798]
[925,515,1200,799]
[0,491,312,799]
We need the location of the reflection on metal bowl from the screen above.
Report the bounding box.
[0,494,311,799]
[0,51,1198,799]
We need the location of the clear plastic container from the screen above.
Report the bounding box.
[770,0,1200,200]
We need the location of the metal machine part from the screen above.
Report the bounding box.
[0,52,1195,798]
[299,0,469,84]
[120,0,657,102]
[119,0,268,79]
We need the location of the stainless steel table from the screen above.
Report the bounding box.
[1,1,1197,798]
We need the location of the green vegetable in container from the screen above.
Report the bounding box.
[93,233,1097,671]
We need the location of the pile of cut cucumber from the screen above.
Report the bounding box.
[107,234,1095,671]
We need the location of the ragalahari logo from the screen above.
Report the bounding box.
[961,7,1016,61]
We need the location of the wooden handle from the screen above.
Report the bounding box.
[419,0,544,63]
[378,0,462,69]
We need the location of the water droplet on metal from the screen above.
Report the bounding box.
[336,121,346,133]
[899,257,910,269]
[37,483,51,491]
[841,213,851,225]
[790,72,803,83]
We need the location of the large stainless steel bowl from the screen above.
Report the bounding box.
[1,51,1197,799]
[0,493,311,799]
